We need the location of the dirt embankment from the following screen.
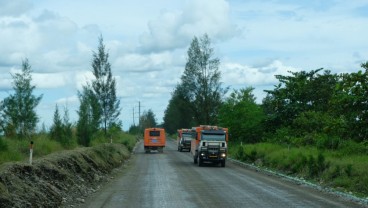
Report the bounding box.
[0,143,131,208]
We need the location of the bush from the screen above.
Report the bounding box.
[0,138,8,151]
[234,145,246,161]
[316,134,340,150]
[339,140,367,155]
[289,153,307,174]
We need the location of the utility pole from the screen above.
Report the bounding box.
[133,107,135,126]
[138,101,141,127]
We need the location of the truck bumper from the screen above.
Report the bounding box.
[198,152,226,162]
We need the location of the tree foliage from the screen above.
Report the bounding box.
[163,85,194,134]
[91,35,121,135]
[1,59,42,138]
[76,86,100,146]
[261,63,368,147]
[163,34,228,131]
[181,34,228,125]
[331,62,368,142]
[140,109,157,130]
[218,87,265,143]
[50,104,74,148]
[264,69,337,129]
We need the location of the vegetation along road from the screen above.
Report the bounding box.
[81,139,365,208]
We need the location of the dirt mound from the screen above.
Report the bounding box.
[0,143,130,207]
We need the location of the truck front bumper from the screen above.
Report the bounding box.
[199,151,226,161]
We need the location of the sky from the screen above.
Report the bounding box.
[0,0,367,131]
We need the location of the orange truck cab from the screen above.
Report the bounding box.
[177,129,192,152]
[190,125,229,167]
[144,128,166,153]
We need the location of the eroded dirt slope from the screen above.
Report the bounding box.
[0,143,131,208]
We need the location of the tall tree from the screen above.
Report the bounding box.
[181,34,228,125]
[91,35,121,135]
[2,59,42,138]
[50,104,74,147]
[76,86,100,146]
[140,109,157,130]
[50,104,63,141]
[263,69,337,129]
[219,87,265,143]
[331,62,368,142]
[163,84,194,134]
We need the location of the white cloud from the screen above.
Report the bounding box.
[0,0,32,17]
[33,72,67,88]
[55,95,79,106]
[115,52,175,72]
[138,0,239,53]
[74,71,94,91]
[1,0,367,130]
[222,60,299,87]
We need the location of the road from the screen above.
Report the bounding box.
[81,139,366,208]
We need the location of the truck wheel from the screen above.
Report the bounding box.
[194,157,198,164]
[198,157,203,167]
[221,160,225,167]
[179,147,182,152]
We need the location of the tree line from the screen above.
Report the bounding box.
[0,36,122,147]
[163,34,368,150]
[1,33,367,151]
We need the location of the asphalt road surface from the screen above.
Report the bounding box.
[81,139,366,208]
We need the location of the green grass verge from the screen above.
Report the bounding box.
[229,142,368,197]
[0,131,138,166]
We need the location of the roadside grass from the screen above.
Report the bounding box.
[229,142,368,197]
[0,131,138,166]
[90,131,138,152]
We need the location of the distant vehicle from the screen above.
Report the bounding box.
[144,128,166,153]
[177,129,192,152]
[190,125,229,167]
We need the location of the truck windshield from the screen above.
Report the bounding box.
[201,133,225,141]
[149,131,160,136]
[182,135,192,140]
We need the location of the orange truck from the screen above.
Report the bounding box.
[177,129,192,152]
[190,125,229,167]
[144,128,166,153]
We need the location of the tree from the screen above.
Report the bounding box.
[263,69,337,129]
[50,104,74,147]
[180,34,228,125]
[218,87,265,143]
[331,62,368,142]
[50,104,63,141]
[62,106,74,147]
[91,35,121,135]
[1,59,42,138]
[163,85,194,134]
[76,86,100,146]
[140,109,157,130]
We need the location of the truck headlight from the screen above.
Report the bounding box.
[201,152,206,156]
[220,153,226,158]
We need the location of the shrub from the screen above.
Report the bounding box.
[235,145,246,161]
[0,138,8,151]
[339,140,366,155]
[248,149,257,162]
[289,153,307,174]
[316,134,340,150]
[345,164,353,177]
